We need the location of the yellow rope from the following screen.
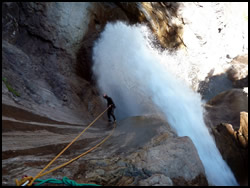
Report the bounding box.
[15,176,33,186]
[38,122,116,178]
[16,106,113,186]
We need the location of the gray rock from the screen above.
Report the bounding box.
[205,89,248,185]
[227,54,248,82]
[205,89,248,130]
[18,2,94,55]
[3,2,245,186]
[139,174,173,186]
[132,136,207,183]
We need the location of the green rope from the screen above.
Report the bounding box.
[34,176,101,186]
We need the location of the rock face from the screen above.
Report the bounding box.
[79,116,208,186]
[227,54,248,82]
[139,174,173,186]
[204,90,248,185]
[2,2,248,120]
[197,54,248,101]
[2,2,164,123]
[2,114,208,186]
[3,2,102,124]
[2,2,248,186]
[18,3,93,55]
[130,135,208,186]
[211,120,248,185]
[205,89,248,129]
[2,2,136,124]
[238,112,248,148]
[227,54,248,89]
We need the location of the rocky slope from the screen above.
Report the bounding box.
[204,89,248,185]
[2,110,208,186]
[2,2,248,186]
[2,2,109,124]
[2,3,208,186]
[2,2,248,120]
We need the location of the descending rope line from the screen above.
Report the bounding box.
[16,106,115,186]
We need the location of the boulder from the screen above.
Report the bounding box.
[211,121,248,186]
[77,133,208,186]
[238,111,248,148]
[226,54,248,89]
[130,136,208,186]
[205,89,248,185]
[227,54,248,82]
[138,174,173,186]
[233,75,248,89]
[204,89,248,130]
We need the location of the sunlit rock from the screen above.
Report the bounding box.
[2,2,247,186]
[205,89,248,185]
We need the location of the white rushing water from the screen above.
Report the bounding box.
[92,21,239,185]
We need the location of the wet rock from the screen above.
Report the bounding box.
[2,2,246,186]
[211,121,248,185]
[2,2,20,43]
[2,114,208,186]
[80,157,148,186]
[226,54,248,88]
[171,173,208,186]
[205,89,248,185]
[227,54,248,80]
[233,75,248,89]
[130,136,208,186]
[2,2,133,122]
[77,132,208,186]
[139,174,173,186]
[129,2,185,50]
[198,71,234,101]
[205,89,248,130]
[17,2,94,55]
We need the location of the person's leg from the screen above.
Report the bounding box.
[107,108,112,122]
[110,108,116,121]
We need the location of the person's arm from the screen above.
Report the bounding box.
[110,98,116,108]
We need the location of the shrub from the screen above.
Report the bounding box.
[2,77,20,97]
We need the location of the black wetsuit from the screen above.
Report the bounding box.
[105,96,116,122]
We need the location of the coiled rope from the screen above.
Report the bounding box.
[34,176,101,186]
[16,106,115,186]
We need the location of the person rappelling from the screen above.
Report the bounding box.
[103,93,116,123]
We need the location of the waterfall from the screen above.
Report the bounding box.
[92,21,238,185]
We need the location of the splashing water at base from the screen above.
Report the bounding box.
[92,22,238,185]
